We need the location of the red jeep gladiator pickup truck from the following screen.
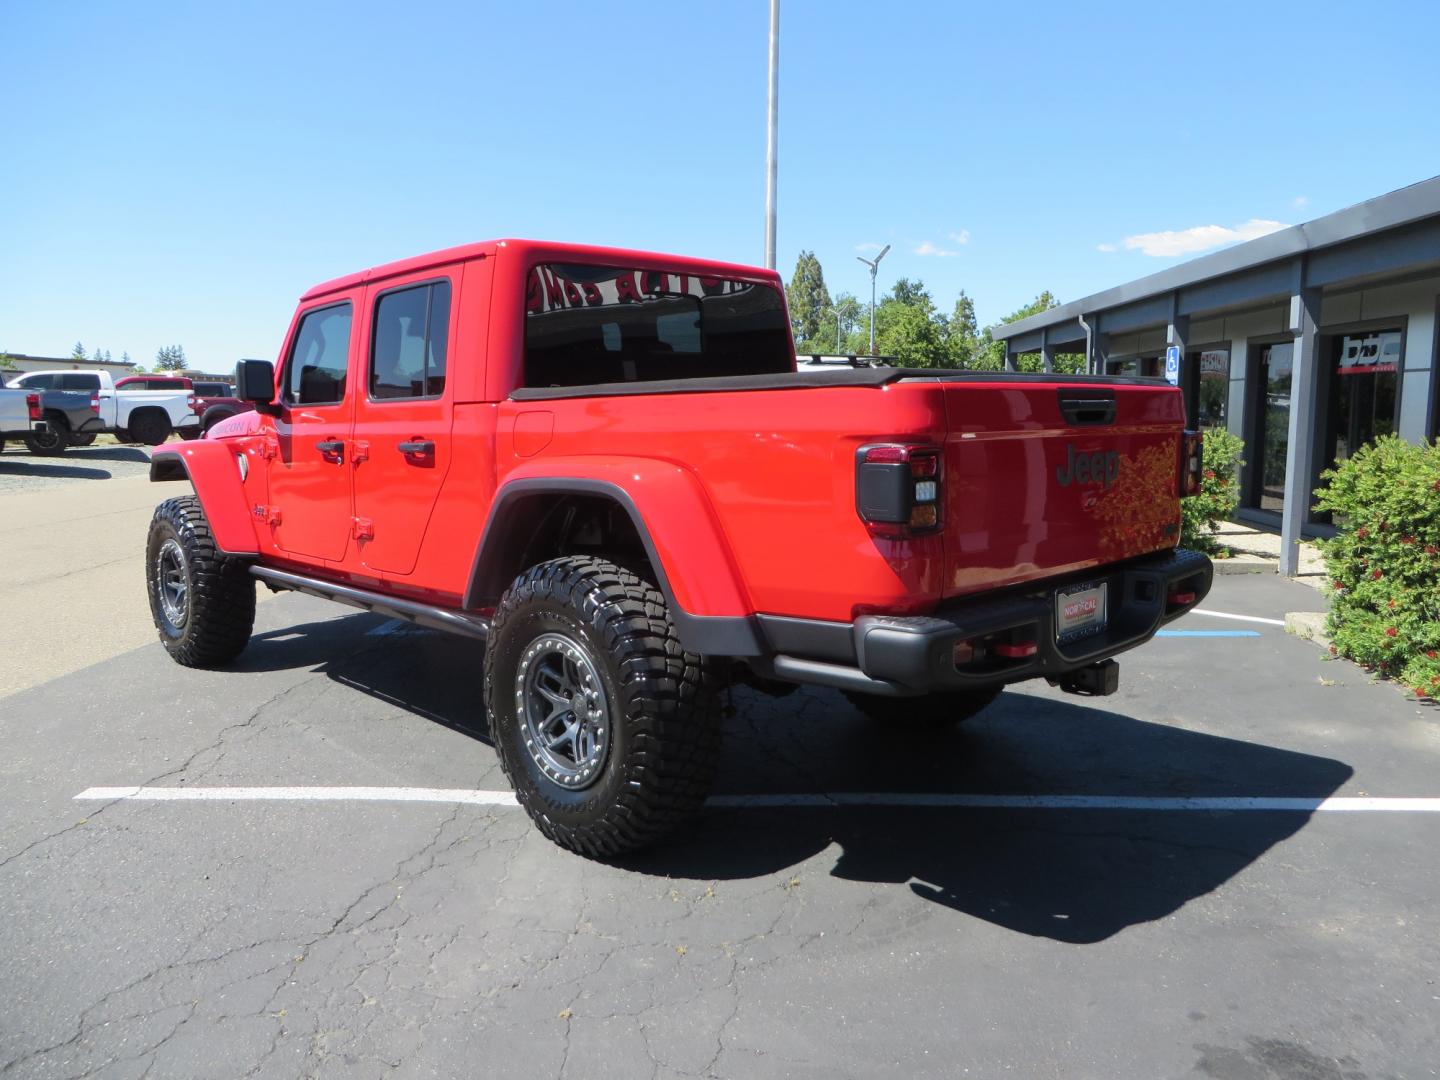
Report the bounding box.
[146,239,1212,856]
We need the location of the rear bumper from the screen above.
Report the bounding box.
[756,548,1213,697]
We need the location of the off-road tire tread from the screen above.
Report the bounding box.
[843,685,1002,728]
[147,495,255,667]
[485,555,720,858]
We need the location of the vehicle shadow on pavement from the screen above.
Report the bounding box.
[622,690,1354,945]
[224,611,1352,944]
[66,446,152,462]
[0,459,115,480]
[236,616,493,746]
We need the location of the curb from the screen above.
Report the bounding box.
[1212,554,1276,575]
[1284,611,1332,651]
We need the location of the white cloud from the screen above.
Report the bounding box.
[914,240,962,258]
[1292,195,1309,210]
[855,242,884,253]
[1096,242,1118,253]
[1120,218,1289,258]
[948,230,971,245]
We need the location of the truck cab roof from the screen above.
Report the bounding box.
[300,239,783,303]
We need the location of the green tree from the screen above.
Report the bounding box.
[71,341,87,360]
[155,344,188,371]
[941,291,980,367]
[887,278,932,308]
[871,281,950,367]
[785,251,832,343]
[800,292,865,356]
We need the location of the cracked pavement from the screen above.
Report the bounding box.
[4,571,1440,1078]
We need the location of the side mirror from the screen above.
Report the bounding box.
[235,359,280,415]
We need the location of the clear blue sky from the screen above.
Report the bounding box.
[4,1,1438,370]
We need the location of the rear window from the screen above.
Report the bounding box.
[59,373,102,391]
[523,263,792,388]
[193,382,231,396]
[122,378,188,390]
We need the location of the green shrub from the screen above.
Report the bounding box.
[1313,436,1440,699]
[1181,429,1246,554]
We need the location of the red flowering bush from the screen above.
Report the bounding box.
[1181,429,1246,555]
[1314,436,1440,699]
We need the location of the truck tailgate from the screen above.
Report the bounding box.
[941,380,1184,598]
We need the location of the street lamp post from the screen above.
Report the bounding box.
[856,244,891,356]
[764,0,779,269]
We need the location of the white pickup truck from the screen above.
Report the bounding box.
[4,370,199,450]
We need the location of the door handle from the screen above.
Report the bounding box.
[397,440,435,456]
[315,439,345,462]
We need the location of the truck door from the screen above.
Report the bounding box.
[349,272,457,575]
[267,296,358,562]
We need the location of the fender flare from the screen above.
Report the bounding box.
[150,442,261,556]
[466,462,763,657]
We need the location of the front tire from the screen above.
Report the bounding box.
[484,556,720,858]
[146,496,256,667]
[844,686,1003,729]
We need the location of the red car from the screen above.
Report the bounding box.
[115,374,194,391]
[146,239,1211,855]
[183,380,254,438]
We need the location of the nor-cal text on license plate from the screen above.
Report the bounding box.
[1056,582,1107,640]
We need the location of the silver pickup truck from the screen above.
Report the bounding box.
[0,384,100,454]
[5,370,198,452]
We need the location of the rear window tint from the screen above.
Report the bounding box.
[523,263,791,388]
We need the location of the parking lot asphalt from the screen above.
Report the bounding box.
[4,512,1440,1077]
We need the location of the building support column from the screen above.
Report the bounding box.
[1040,327,1054,374]
[1004,346,1017,373]
[1082,315,1103,374]
[1167,301,1190,423]
[1279,276,1321,577]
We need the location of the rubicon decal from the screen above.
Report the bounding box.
[1056,445,1121,489]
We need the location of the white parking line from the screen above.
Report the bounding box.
[1191,608,1287,627]
[73,787,1440,813]
[76,786,519,805]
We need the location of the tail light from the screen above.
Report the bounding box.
[856,442,943,538]
[90,394,101,414]
[188,394,197,410]
[1180,430,1202,497]
[25,393,41,421]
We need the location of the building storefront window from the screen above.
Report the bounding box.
[1248,341,1293,513]
[1327,329,1401,463]
[1195,348,1229,428]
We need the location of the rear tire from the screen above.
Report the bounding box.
[484,556,721,858]
[24,424,69,456]
[844,686,1003,729]
[146,496,255,667]
[130,410,172,446]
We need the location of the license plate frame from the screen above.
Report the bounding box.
[1055,581,1108,642]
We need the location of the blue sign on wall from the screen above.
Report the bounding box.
[1165,345,1181,386]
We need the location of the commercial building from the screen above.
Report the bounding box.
[993,177,1440,574]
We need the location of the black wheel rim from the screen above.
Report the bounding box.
[515,632,610,790]
[155,538,189,629]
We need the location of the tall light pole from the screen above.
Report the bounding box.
[764,0,779,269]
[856,244,891,356]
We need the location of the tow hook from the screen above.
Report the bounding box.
[1052,659,1120,697]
